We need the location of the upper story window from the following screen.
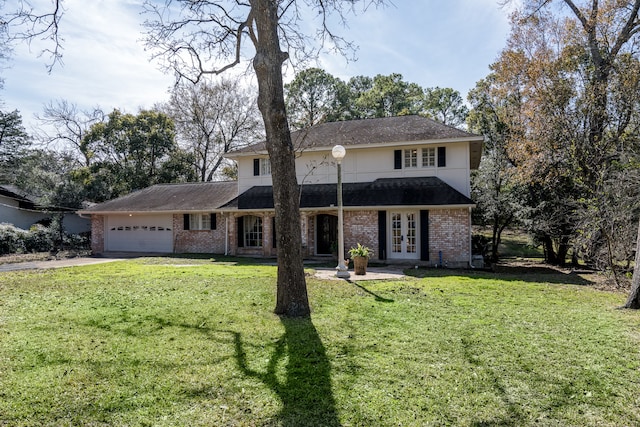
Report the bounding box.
[395,146,446,170]
[253,158,271,176]
[422,147,436,167]
[404,149,418,168]
[183,213,216,230]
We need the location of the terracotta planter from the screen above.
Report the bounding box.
[352,256,368,275]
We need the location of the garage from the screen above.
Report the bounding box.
[105,214,173,253]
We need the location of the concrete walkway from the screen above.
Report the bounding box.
[313,266,407,281]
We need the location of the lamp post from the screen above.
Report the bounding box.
[332,144,350,279]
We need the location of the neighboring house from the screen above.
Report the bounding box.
[0,184,90,234]
[80,115,483,267]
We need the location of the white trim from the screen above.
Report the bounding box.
[225,136,484,159]
[387,210,421,261]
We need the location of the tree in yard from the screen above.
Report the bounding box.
[78,109,191,201]
[34,100,106,167]
[284,67,348,129]
[143,0,385,317]
[162,77,263,182]
[343,75,373,120]
[624,220,640,308]
[468,77,523,263]
[476,2,640,274]
[0,109,31,182]
[349,73,425,119]
[11,148,86,249]
[424,86,468,128]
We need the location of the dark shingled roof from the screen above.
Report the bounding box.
[0,184,73,211]
[79,182,238,213]
[230,115,481,154]
[223,177,473,210]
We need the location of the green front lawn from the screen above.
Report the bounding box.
[1,257,639,426]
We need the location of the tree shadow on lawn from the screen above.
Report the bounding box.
[232,316,341,427]
[346,280,395,303]
[405,262,596,286]
[71,314,340,426]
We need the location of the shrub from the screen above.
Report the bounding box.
[472,234,490,259]
[0,223,91,255]
[0,223,27,255]
[24,224,53,253]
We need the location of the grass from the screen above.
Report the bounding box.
[1,257,640,426]
[476,228,545,260]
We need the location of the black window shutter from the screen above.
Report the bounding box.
[394,150,402,169]
[237,217,244,247]
[420,210,429,261]
[253,158,260,176]
[210,213,216,230]
[183,214,190,230]
[272,217,277,248]
[378,211,387,260]
[437,147,446,167]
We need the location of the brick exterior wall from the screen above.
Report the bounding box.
[173,213,227,254]
[91,215,104,254]
[428,208,470,268]
[90,208,471,267]
[343,210,379,259]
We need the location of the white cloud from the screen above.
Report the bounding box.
[2,0,514,130]
[3,0,173,128]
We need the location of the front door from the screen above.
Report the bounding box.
[389,211,419,259]
[316,214,338,255]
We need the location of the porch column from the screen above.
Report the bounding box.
[228,213,238,256]
[300,212,309,253]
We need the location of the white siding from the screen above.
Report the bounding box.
[236,141,472,197]
[0,195,49,230]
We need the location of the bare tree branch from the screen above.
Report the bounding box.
[6,0,65,72]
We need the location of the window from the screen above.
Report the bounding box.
[260,158,271,175]
[395,147,445,169]
[243,215,263,247]
[253,158,271,176]
[184,213,215,230]
[404,149,418,168]
[422,147,436,167]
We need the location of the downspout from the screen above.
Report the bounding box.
[468,206,475,269]
[225,214,229,256]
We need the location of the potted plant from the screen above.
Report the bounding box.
[348,243,372,275]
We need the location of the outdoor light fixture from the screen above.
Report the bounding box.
[332,144,350,279]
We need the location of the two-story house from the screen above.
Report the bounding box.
[80,115,482,267]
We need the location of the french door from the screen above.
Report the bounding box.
[389,211,420,259]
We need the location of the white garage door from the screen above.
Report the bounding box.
[105,214,173,253]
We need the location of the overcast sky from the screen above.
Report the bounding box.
[3,0,517,130]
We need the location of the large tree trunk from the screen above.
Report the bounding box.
[623,219,640,309]
[252,0,310,317]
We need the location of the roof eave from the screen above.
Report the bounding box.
[226,135,485,159]
[217,204,476,213]
[77,209,226,215]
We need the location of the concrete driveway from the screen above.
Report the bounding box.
[0,254,136,272]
